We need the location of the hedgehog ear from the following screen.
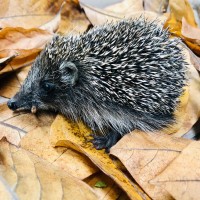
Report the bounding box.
[59,61,78,86]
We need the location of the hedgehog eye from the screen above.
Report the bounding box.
[42,82,55,92]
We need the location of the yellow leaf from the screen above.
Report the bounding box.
[169,0,197,26]
[50,115,150,200]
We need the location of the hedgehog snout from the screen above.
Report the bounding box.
[7,98,18,110]
[7,91,38,113]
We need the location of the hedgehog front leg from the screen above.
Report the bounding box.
[91,130,122,152]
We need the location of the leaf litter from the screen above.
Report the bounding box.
[1,0,200,199]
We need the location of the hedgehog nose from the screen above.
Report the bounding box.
[7,99,18,110]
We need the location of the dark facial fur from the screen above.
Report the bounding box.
[8,18,187,151]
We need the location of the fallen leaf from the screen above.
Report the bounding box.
[39,2,65,33]
[164,0,200,55]
[181,18,200,54]
[0,139,98,200]
[0,1,90,77]
[0,27,52,76]
[50,115,150,200]
[185,40,200,56]
[0,1,63,29]
[110,131,191,200]
[151,141,200,200]
[0,97,8,104]
[80,0,166,26]
[144,0,169,13]
[105,0,143,13]
[0,1,89,35]
[181,17,200,44]
[169,0,197,26]
[0,49,40,77]
[0,27,52,50]
[0,176,18,199]
[189,0,200,26]
[0,3,66,77]
[20,126,98,180]
[0,103,55,146]
[0,53,17,71]
[186,45,200,71]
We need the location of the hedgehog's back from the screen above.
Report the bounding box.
[79,19,187,115]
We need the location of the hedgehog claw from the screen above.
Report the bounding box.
[90,131,121,152]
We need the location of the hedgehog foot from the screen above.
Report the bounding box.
[91,131,121,153]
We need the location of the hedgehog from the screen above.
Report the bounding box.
[7,18,187,152]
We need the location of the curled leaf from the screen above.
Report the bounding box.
[50,115,150,200]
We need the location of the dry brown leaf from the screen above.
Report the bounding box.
[20,126,98,180]
[144,0,169,13]
[0,3,65,77]
[0,2,63,33]
[0,1,89,35]
[186,45,200,71]
[190,0,200,26]
[0,49,40,76]
[50,115,150,200]
[0,27,52,76]
[80,0,166,26]
[164,0,200,55]
[0,1,62,29]
[0,139,98,200]
[151,141,200,200]
[182,17,200,44]
[110,131,191,200]
[105,0,143,13]
[39,2,65,33]
[0,27,52,50]
[0,1,89,77]
[0,103,55,146]
[0,53,17,71]
[0,97,8,104]
[0,15,54,30]
[184,40,200,56]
